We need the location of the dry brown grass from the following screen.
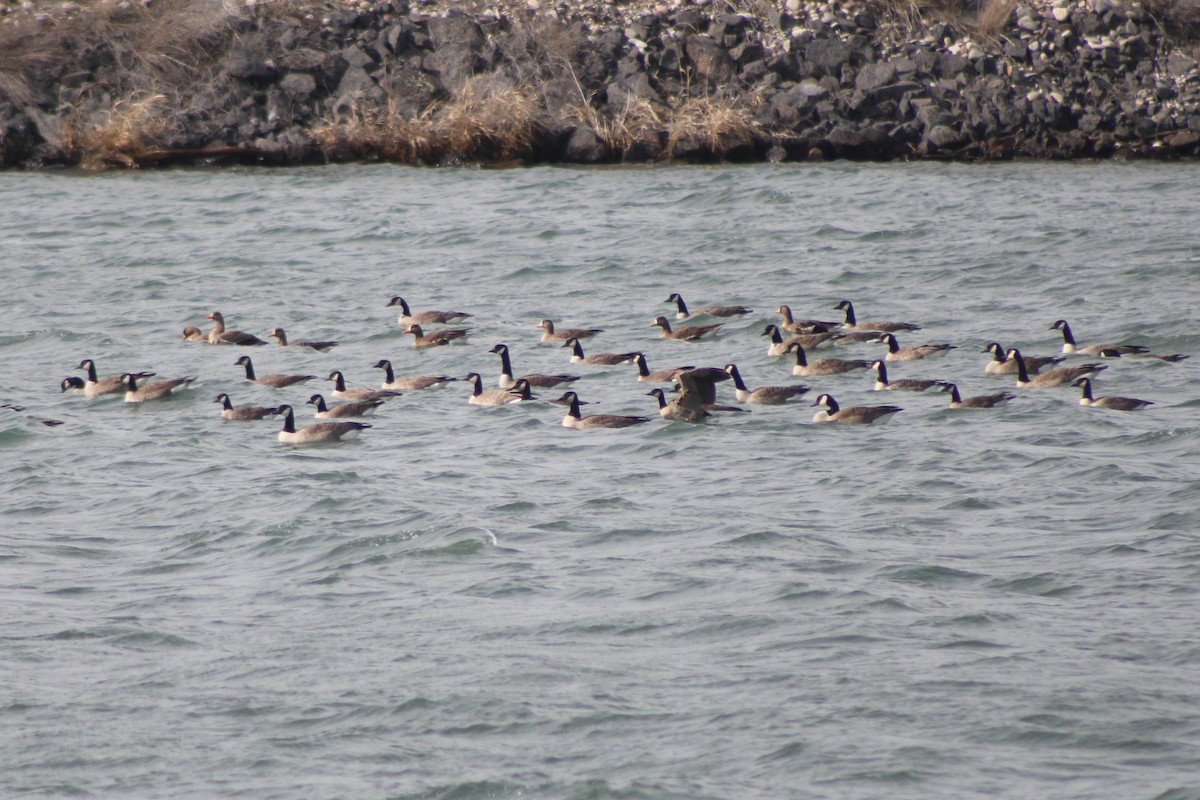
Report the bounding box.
[58,93,176,168]
[309,96,434,163]
[970,0,1017,40]
[431,76,540,159]
[591,95,665,157]
[1145,0,1200,42]
[665,95,760,158]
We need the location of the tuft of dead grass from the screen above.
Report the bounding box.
[309,96,434,163]
[431,76,540,160]
[971,0,1017,40]
[58,93,176,168]
[665,95,760,159]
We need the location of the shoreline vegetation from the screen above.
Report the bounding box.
[1,0,1198,169]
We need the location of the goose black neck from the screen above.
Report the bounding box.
[281,407,296,433]
[468,374,483,395]
[672,296,688,315]
[241,359,256,381]
[841,302,856,326]
[824,395,841,413]
[377,361,395,382]
[81,360,99,382]
[1012,351,1030,383]
[727,367,748,391]
[1057,321,1076,345]
[635,355,650,377]
[792,345,808,366]
[569,339,584,358]
[764,325,782,343]
[496,347,513,377]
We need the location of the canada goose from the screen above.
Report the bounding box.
[539,319,603,342]
[3,404,64,427]
[877,333,956,361]
[762,324,838,356]
[830,330,890,344]
[811,393,903,424]
[557,391,649,429]
[1097,348,1190,363]
[834,300,920,332]
[776,305,838,333]
[489,343,580,388]
[662,367,737,419]
[121,372,195,403]
[982,342,1064,375]
[404,324,469,347]
[1008,349,1106,388]
[630,353,694,383]
[77,359,155,399]
[869,360,948,392]
[235,356,316,389]
[181,326,206,341]
[387,296,472,325]
[326,371,402,401]
[723,364,810,404]
[267,327,337,352]
[651,315,723,341]
[1072,377,1153,410]
[205,311,267,346]
[371,360,457,390]
[563,337,639,366]
[646,387,708,422]
[1050,320,1148,356]
[665,293,752,319]
[213,393,282,420]
[60,377,86,394]
[785,342,871,376]
[940,383,1016,409]
[463,372,528,406]
[306,393,384,418]
[276,404,370,444]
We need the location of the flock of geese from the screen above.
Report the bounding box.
[39,296,1188,442]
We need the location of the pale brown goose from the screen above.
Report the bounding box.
[834,300,920,332]
[404,324,470,347]
[464,372,528,406]
[235,356,316,389]
[372,360,457,390]
[982,342,1064,375]
[78,359,154,399]
[489,343,580,388]
[557,391,648,429]
[762,324,838,356]
[940,383,1016,409]
[811,393,903,424]
[631,353,694,383]
[1072,377,1153,410]
[205,311,267,346]
[869,360,948,392]
[387,296,472,325]
[1008,349,1106,388]
[665,293,752,319]
[181,326,207,342]
[539,319,603,343]
[306,393,384,418]
[326,371,402,401]
[786,342,871,376]
[121,373,195,403]
[877,333,956,362]
[1050,320,1148,355]
[563,337,639,366]
[651,316,722,341]
[213,393,282,420]
[670,367,738,418]
[267,327,337,352]
[776,304,838,333]
[723,364,810,405]
[276,404,370,444]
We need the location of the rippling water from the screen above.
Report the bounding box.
[2,162,1199,799]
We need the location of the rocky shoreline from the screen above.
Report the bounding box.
[1,0,1198,168]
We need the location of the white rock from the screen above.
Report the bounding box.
[1052,6,1070,21]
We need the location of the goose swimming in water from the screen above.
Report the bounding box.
[539,319,603,343]
[869,360,948,392]
[205,311,267,346]
[940,383,1016,409]
[762,324,838,356]
[723,364,810,404]
[1008,349,1106,388]
[404,324,470,347]
[121,373,195,403]
[834,300,920,332]
[876,333,956,362]
[664,293,751,319]
[785,342,870,376]
[811,393,903,424]
[181,326,207,342]
[631,353,694,383]
[77,359,154,398]
[562,337,639,366]
[1050,320,1148,356]
[372,360,457,390]
[489,343,580,388]
[557,391,649,429]
[213,393,282,420]
[235,356,316,388]
[982,342,1064,375]
[267,327,337,352]
[1097,348,1190,363]
[326,371,402,401]
[276,404,370,444]
[651,316,723,341]
[387,296,473,325]
[1072,377,1153,410]
[776,304,838,333]
[306,393,384,418]
[464,372,529,406]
